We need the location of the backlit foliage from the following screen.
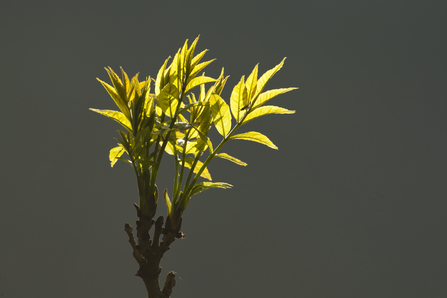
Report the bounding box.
[91,37,296,231]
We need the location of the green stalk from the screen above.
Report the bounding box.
[175,128,192,201]
[182,147,203,194]
[148,80,187,197]
[172,147,180,203]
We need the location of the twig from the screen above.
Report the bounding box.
[124,223,145,264]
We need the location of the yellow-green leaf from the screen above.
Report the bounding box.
[191,124,214,153]
[213,68,229,96]
[105,67,126,102]
[155,57,171,96]
[169,50,181,90]
[157,82,179,118]
[109,145,125,167]
[184,157,212,180]
[229,131,278,149]
[184,76,216,95]
[246,64,258,100]
[242,105,295,124]
[253,87,298,109]
[230,76,248,122]
[210,94,232,136]
[96,78,130,119]
[89,108,132,132]
[179,39,188,73]
[191,49,208,69]
[254,58,286,99]
[189,59,215,80]
[190,181,233,196]
[164,189,172,217]
[164,140,176,156]
[120,67,130,96]
[184,139,208,156]
[185,36,199,77]
[215,153,247,166]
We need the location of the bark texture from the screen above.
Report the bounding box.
[124,204,185,298]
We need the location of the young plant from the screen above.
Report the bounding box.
[91,37,297,298]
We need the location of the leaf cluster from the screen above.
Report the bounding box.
[91,37,297,232]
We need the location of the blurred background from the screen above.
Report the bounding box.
[1,1,446,297]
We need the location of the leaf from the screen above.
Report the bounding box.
[105,67,127,103]
[155,57,171,96]
[157,82,179,118]
[184,157,212,180]
[169,50,181,90]
[242,105,295,124]
[185,36,199,77]
[96,78,130,119]
[255,58,286,98]
[120,67,130,96]
[215,153,247,166]
[210,94,232,136]
[253,87,297,109]
[89,108,132,132]
[184,76,216,95]
[182,138,210,156]
[191,126,213,153]
[245,64,258,100]
[129,73,141,98]
[163,140,177,156]
[213,68,229,96]
[189,59,215,80]
[164,189,172,217]
[191,49,208,69]
[230,76,248,122]
[229,131,278,149]
[109,145,125,167]
[179,39,189,74]
[190,182,233,196]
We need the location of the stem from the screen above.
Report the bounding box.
[125,214,179,298]
[183,102,254,197]
[149,80,187,198]
[183,120,239,197]
[175,129,192,201]
[183,148,203,193]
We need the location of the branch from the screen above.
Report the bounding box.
[124,223,145,264]
[125,210,184,297]
[162,271,177,297]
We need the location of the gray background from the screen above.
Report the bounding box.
[1,1,446,297]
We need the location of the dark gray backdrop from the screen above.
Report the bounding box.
[1,1,446,297]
